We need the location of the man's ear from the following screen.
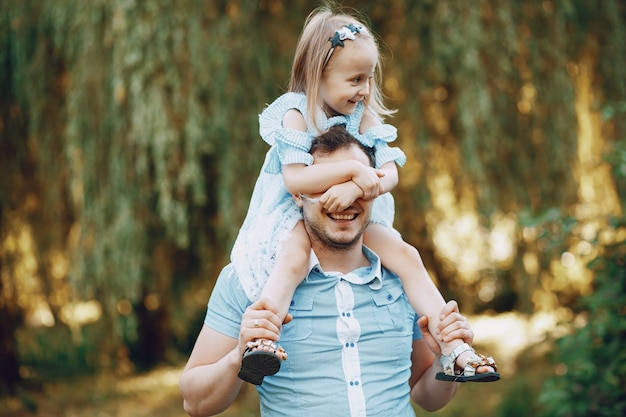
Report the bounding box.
[293,193,304,208]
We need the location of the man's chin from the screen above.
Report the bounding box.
[326,235,360,250]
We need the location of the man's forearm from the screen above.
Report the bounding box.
[410,358,459,412]
[180,348,244,417]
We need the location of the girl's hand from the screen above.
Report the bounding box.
[352,164,384,200]
[320,181,363,212]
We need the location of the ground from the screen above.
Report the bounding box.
[1,312,554,417]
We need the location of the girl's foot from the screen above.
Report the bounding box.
[237,339,287,385]
[436,343,500,382]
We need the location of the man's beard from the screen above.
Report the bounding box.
[303,213,367,251]
[309,229,360,252]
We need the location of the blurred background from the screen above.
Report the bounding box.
[1,0,624,416]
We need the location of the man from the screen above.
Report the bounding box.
[179,127,473,416]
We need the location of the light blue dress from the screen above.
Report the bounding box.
[231,92,406,301]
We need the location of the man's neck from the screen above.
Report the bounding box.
[312,243,370,274]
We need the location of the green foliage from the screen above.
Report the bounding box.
[17,325,101,380]
[538,230,626,417]
[603,105,626,203]
[1,0,626,398]
[538,135,626,415]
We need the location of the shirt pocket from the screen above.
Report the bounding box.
[280,293,313,341]
[372,285,411,334]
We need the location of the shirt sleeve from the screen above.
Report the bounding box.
[357,123,407,168]
[274,129,314,169]
[412,313,423,341]
[258,92,313,174]
[204,263,250,339]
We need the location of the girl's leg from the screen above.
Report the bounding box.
[363,224,497,379]
[238,221,310,385]
[259,221,311,323]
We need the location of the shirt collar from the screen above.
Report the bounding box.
[307,245,383,290]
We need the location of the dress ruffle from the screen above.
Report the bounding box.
[233,92,406,301]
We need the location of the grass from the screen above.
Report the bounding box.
[0,350,551,417]
[1,312,556,416]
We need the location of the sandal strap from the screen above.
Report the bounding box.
[246,338,278,349]
[467,353,497,372]
[245,338,288,360]
[439,343,474,376]
[462,353,498,377]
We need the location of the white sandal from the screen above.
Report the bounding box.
[436,343,500,382]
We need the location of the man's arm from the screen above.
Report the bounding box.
[180,298,287,417]
[408,301,473,411]
[408,340,459,411]
[179,326,243,417]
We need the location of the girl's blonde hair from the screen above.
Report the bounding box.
[288,6,395,132]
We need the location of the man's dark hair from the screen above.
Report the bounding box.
[309,125,376,167]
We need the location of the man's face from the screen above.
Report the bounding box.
[295,144,373,251]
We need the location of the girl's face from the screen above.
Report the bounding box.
[319,40,378,117]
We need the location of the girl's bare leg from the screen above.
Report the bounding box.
[259,221,310,322]
[363,224,495,375]
[250,221,310,355]
[238,222,311,385]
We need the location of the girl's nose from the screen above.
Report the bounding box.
[359,81,370,97]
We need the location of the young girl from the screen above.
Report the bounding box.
[232,6,499,385]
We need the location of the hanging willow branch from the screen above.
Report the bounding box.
[1,0,624,375]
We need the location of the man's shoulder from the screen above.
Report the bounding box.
[209,264,250,311]
[204,264,250,339]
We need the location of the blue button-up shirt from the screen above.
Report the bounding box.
[205,246,421,417]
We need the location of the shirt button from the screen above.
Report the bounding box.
[386,293,393,301]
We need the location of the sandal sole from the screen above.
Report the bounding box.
[238,350,282,385]
[436,371,501,383]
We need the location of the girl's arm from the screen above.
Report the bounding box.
[282,161,382,196]
[377,161,399,194]
[319,180,364,213]
[360,109,400,195]
[281,109,383,197]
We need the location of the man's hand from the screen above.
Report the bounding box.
[417,300,474,356]
[238,298,292,357]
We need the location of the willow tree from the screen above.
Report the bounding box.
[1,0,624,396]
[369,0,625,313]
[0,0,295,383]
